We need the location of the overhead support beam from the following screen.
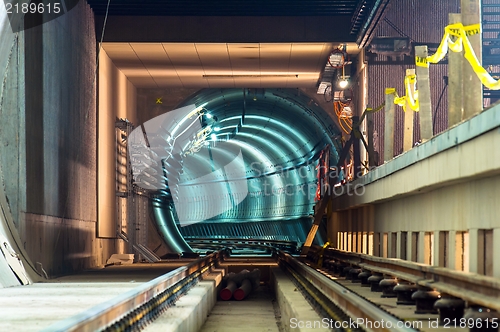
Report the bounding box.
[355,0,392,48]
[95,16,356,43]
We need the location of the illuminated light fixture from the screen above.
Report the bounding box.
[338,78,349,89]
[214,126,221,132]
[206,113,213,119]
[338,57,349,89]
[211,133,217,141]
[203,74,299,78]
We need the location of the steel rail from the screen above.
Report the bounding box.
[323,248,500,312]
[185,237,297,246]
[185,237,299,252]
[42,250,227,332]
[278,251,417,332]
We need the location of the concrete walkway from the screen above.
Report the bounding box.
[0,262,183,331]
[200,285,282,332]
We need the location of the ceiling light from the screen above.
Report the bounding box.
[206,113,212,119]
[338,60,349,89]
[338,78,349,89]
[214,126,221,132]
[211,133,217,141]
[203,74,298,78]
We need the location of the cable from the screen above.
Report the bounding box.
[327,48,347,69]
[433,76,448,135]
[95,0,111,83]
[323,85,333,103]
[384,18,416,43]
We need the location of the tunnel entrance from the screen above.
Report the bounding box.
[131,88,341,254]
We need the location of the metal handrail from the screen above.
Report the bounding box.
[42,250,226,332]
[322,248,500,311]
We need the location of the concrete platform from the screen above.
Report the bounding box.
[0,262,184,331]
[144,270,224,332]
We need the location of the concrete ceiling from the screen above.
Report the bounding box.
[102,42,338,88]
[88,0,391,44]
[95,0,391,89]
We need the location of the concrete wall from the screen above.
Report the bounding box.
[328,104,500,277]
[97,49,137,239]
[0,1,130,278]
[0,4,32,287]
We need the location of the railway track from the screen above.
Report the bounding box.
[302,246,500,332]
[279,251,418,332]
[40,244,499,332]
[42,250,228,332]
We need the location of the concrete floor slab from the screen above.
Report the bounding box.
[200,285,282,332]
[272,267,329,332]
[0,262,184,331]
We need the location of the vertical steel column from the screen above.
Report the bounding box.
[356,49,369,171]
[352,116,361,179]
[367,112,376,166]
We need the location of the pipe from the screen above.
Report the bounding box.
[219,280,237,301]
[233,279,252,301]
[152,200,193,253]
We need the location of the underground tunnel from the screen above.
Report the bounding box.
[1,0,500,331]
[129,88,341,254]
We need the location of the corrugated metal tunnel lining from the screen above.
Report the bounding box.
[131,88,341,253]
